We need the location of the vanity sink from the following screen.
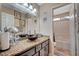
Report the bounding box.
[18,34,43,41]
[28,34,38,41]
[19,34,28,37]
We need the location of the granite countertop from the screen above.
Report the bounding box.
[0,36,49,56]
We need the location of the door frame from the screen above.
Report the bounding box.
[52,3,76,56]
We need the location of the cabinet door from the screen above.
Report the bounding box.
[40,46,49,56]
[36,44,41,52]
[40,48,45,56]
[44,45,49,56]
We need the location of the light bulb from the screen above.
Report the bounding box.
[33,8,36,12]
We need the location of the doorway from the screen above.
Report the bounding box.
[52,4,76,56]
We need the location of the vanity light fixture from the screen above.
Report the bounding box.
[15,3,37,16]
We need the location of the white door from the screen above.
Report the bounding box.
[53,4,76,56]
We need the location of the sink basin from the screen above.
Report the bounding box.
[28,34,38,41]
[19,34,28,37]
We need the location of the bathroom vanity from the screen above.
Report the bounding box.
[0,36,49,56]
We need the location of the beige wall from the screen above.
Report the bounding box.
[39,4,54,55]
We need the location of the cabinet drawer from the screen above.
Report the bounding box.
[42,40,48,48]
[21,47,35,56]
[36,44,41,52]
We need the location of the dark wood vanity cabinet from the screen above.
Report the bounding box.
[40,40,49,56]
[21,48,35,56]
[44,45,49,56]
[19,40,49,56]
